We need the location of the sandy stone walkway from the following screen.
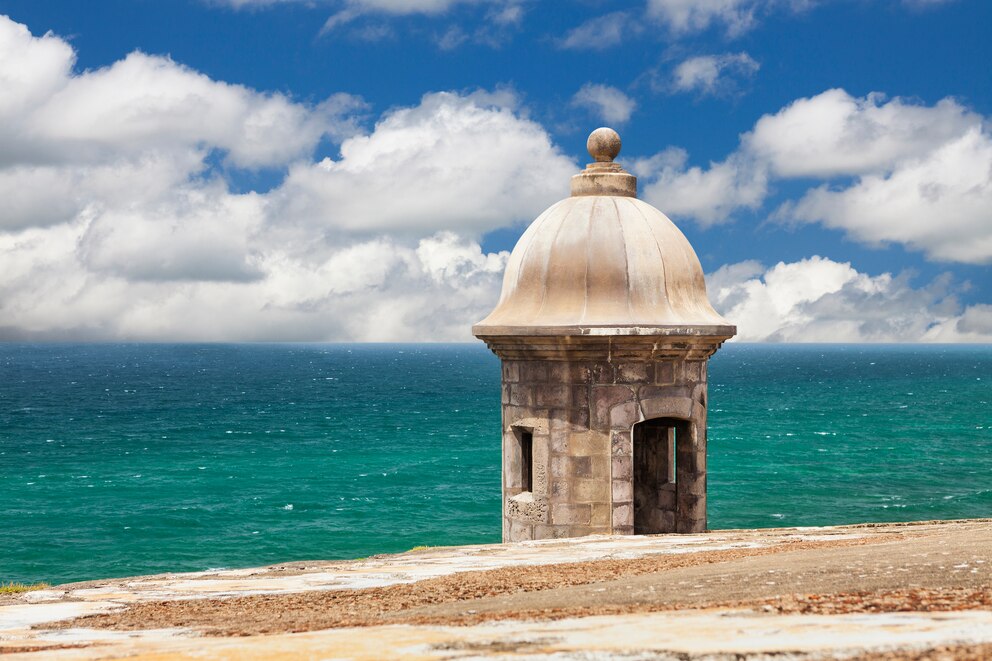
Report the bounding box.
[1,519,990,659]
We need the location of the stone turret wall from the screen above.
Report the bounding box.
[498,349,711,542]
[473,128,736,543]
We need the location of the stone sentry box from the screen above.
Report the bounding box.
[474,128,736,541]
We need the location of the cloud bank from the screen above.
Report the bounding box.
[636,89,992,264]
[0,16,987,343]
[708,257,990,342]
[0,16,570,342]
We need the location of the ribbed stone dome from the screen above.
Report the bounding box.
[473,128,734,337]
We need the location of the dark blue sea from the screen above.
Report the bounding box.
[1,343,990,585]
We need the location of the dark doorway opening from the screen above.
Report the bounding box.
[632,417,690,534]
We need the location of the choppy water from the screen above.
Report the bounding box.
[1,343,989,585]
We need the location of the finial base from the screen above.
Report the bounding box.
[573,128,636,196]
[571,170,637,197]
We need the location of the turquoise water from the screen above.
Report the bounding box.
[2,343,990,585]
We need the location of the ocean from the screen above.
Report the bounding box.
[1,343,989,586]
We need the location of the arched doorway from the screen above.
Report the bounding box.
[632,417,692,534]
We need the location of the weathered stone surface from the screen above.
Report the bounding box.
[609,401,642,430]
[10,521,992,660]
[612,502,632,528]
[592,385,635,428]
[503,362,519,383]
[533,442,550,496]
[571,455,592,477]
[547,363,573,383]
[693,449,707,474]
[506,494,549,523]
[568,407,590,429]
[532,524,569,539]
[589,454,610,480]
[508,385,533,407]
[678,517,707,534]
[639,395,694,422]
[571,385,590,409]
[685,361,704,381]
[553,503,592,525]
[573,478,609,503]
[536,385,570,408]
[617,362,651,383]
[612,455,632,480]
[519,362,548,383]
[491,338,719,541]
[611,430,631,456]
[570,431,608,457]
[591,362,616,383]
[502,407,550,434]
[692,383,707,406]
[549,428,570,454]
[509,519,532,540]
[591,503,611,526]
[612,479,633,502]
[687,474,707,497]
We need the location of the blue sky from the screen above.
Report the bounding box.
[0,0,989,341]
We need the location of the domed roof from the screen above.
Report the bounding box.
[473,128,734,338]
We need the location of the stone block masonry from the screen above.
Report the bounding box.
[491,335,723,542]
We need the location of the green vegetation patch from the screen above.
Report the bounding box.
[0,582,50,595]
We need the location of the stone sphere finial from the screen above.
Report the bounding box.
[587,127,622,163]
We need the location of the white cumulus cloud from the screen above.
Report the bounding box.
[0,16,566,341]
[671,52,759,96]
[632,149,767,227]
[318,0,521,34]
[643,1,941,38]
[271,89,575,234]
[218,0,480,11]
[708,256,992,342]
[646,0,757,36]
[746,89,979,178]
[0,19,362,172]
[570,83,637,125]
[634,88,992,263]
[558,12,634,50]
[784,128,992,265]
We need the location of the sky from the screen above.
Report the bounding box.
[0,0,989,342]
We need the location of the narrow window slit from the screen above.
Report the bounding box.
[520,430,533,493]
